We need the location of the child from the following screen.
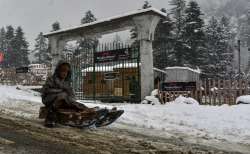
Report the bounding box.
[41,60,91,127]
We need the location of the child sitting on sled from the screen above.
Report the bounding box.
[41,60,123,128]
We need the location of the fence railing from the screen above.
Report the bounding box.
[159,79,250,105]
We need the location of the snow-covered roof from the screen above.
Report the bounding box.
[153,67,167,74]
[44,8,166,37]
[165,67,201,74]
[113,63,140,69]
[82,66,114,73]
[82,63,140,72]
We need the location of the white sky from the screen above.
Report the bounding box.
[0,0,172,49]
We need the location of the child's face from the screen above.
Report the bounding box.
[59,64,70,80]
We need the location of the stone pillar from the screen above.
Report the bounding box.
[49,36,66,71]
[133,15,161,100]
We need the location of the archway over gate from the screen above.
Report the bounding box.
[44,8,166,100]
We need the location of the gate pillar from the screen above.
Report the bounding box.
[133,15,161,100]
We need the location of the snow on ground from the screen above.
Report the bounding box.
[0,85,250,145]
[117,101,250,145]
[0,85,42,119]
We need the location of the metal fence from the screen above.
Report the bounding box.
[66,43,141,102]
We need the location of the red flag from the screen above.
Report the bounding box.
[0,52,4,63]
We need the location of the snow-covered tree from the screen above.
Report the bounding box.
[78,10,98,55]
[0,28,6,51]
[0,27,6,67]
[51,21,61,32]
[5,25,15,67]
[142,1,152,9]
[169,0,187,66]
[220,15,235,77]
[204,17,233,78]
[33,32,51,64]
[153,13,175,69]
[81,10,97,24]
[170,0,186,37]
[182,1,207,68]
[0,26,30,68]
[12,26,30,67]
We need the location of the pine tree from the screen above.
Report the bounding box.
[0,27,6,67]
[219,15,235,78]
[78,10,98,55]
[12,26,30,67]
[81,10,97,24]
[5,25,15,67]
[182,1,206,68]
[142,1,152,9]
[33,32,50,64]
[169,0,186,66]
[153,13,175,69]
[170,0,186,37]
[205,17,232,78]
[0,27,6,51]
[51,21,61,32]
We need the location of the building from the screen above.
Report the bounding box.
[82,63,139,100]
[29,64,51,80]
[164,67,201,83]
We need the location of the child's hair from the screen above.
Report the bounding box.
[54,62,72,81]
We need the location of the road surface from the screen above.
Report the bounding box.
[0,115,246,154]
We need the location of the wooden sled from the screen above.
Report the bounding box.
[39,106,101,128]
[39,107,124,128]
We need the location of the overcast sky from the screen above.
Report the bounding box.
[0,0,172,49]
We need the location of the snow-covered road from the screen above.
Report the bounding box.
[0,85,250,150]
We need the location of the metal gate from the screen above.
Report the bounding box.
[66,43,140,102]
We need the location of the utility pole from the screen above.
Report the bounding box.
[238,40,241,78]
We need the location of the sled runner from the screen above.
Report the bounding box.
[95,109,124,127]
[39,107,124,128]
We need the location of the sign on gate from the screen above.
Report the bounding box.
[16,67,29,73]
[94,48,131,63]
[104,72,119,80]
[161,82,196,91]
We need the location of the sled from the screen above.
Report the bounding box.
[39,107,124,128]
[95,109,124,127]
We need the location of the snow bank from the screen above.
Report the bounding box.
[117,101,250,144]
[174,96,199,105]
[142,89,161,105]
[236,95,250,104]
[0,85,41,103]
[0,85,42,118]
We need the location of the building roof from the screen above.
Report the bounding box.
[82,63,140,72]
[44,8,166,37]
[82,66,114,73]
[113,63,139,69]
[165,67,201,74]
